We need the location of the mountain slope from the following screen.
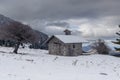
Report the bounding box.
[34,30,48,44]
[29,30,48,49]
[0,14,48,46]
[0,14,15,26]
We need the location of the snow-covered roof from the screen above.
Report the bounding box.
[54,35,88,43]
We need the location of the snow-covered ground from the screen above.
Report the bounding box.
[0,47,120,80]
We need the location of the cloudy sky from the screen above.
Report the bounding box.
[0,0,120,39]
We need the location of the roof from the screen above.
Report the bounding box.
[64,29,71,32]
[47,35,88,43]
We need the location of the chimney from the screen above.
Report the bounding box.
[64,29,71,35]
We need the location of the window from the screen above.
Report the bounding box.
[73,44,75,48]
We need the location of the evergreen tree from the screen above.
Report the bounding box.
[112,25,120,51]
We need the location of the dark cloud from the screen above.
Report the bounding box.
[46,21,69,27]
[0,0,120,39]
[0,0,120,21]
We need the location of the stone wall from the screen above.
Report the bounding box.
[48,37,64,55]
[65,43,82,56]
[48,37,82,56]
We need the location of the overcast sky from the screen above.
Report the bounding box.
[0,0,120,39]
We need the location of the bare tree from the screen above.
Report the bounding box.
[91,39,110,54]
[0,22,38,53]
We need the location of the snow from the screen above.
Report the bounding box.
[0,14,14,26]
[54,35,88,43]
[0,46,120,80]
[105,40,120,51]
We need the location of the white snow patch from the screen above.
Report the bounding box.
[0,46,120,80]
[54,35,88,43]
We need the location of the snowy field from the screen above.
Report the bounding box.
[0,47,120,80]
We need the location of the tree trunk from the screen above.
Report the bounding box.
[13,41,20,54]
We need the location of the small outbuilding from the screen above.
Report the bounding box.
[46,29,88,56]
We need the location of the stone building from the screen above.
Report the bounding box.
[46,29,88,56]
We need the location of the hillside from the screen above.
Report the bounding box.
[0,47,120,80]
[0,14,48,47]
[0,14,15,26]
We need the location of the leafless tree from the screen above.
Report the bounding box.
[0,22,38,53]
[91,39,110,54]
